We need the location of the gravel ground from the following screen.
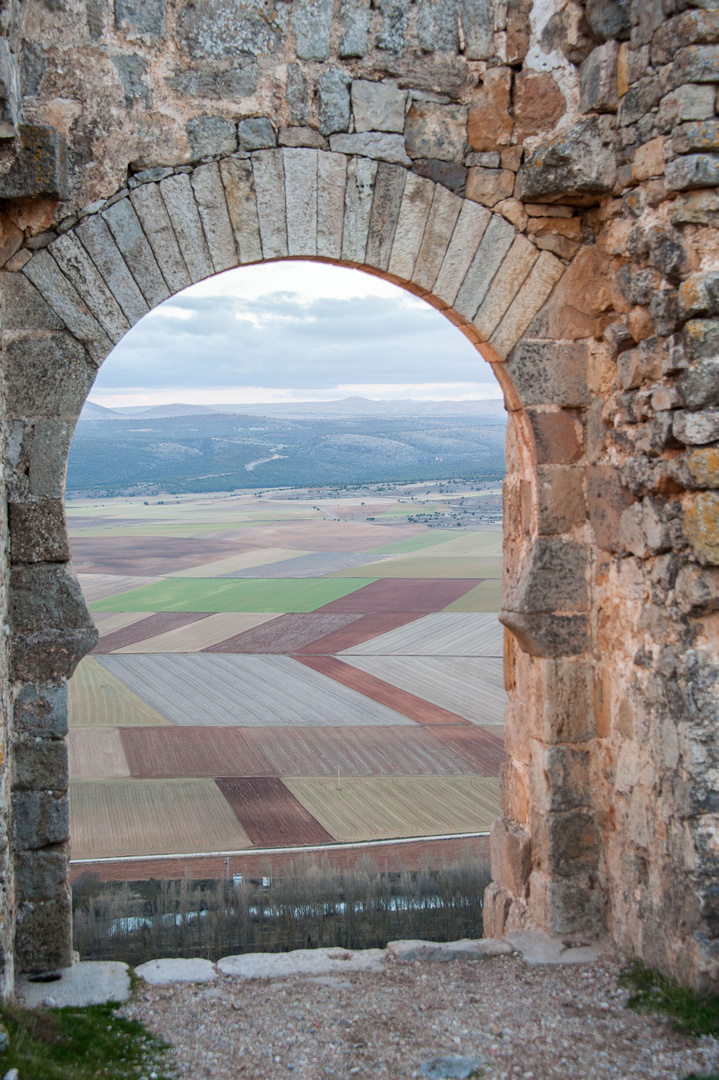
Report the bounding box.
[122,953,719,1080]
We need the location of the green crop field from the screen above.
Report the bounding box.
[443,579,504,612]
[90,576,377,613]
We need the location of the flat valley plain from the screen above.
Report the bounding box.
[67,482,505,879]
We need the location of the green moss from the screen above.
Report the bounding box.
[0,1000,173,1079]
[621,960,719,1038]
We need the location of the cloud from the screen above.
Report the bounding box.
[92,262,498,400]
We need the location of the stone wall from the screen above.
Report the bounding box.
[0,0,716,992]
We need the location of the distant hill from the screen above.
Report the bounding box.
[110,403,222,419]
[80,401,123,421]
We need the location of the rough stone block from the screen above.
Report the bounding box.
[330,132,410,165]
[102,197,170,308]
[503,538,590,615]
[525,407,583,465]
[14,683,68,739]
[679,359,719,410]
[459,0,494,59]
[15,845,68,902]
[115,0,165,37]
[506,0,532,64]
[159,172,214,283]
[468,69,513,152]
[679,273,719,321]
[405,101,467,163]
[293,0,333,61]
[167,63,258,100]
[530,808,599,878]
[490,816,532,899]
[514,72,567,144]
[375,0,409,53]
[687,446,719,488]
[186,115,237,160]
[413,158,467,196]
[15,896,73,973]
[286,63,309,124]
[529,743,591,813]
[0,124,66,199]
[490,251,564,359]
[278,127,327,150]
[365,161,407,272]
[417,0,459,52]
[506,341,588,409]
[130,182,192,294]
[237,117,276,151]
[675,564,719,615]
[516,117,616,205]
[587,465,633,552]
[388,172,434,280]
[659,84,715,126]
[317,152,347,261]
[76,214,149,326]
[0,271,64,333]
[13,791,69,850]
[318,69,351,137]
[680,121,719,153]
[666,154,719,191]
[433,199,490,306]
[49,232,129,343]
[111,53,151,108]
[219,157,263,265]
[530,872,606,936]
[190,162,237,273]
[284,148,318,257]
[342,155,378,263]
[413,184,462,292]
[454,212,515,321]
[580,41,619,114]
[339,0,370,57]
[466,166,514,208]
[482,881,512,939]
[14,737,68,791]
[252,149,288,259]
[9,562,98,681]
[683,492,719,565]
[175,0,287,57]
[352,79,406,134]
[538,657,595,744]
[4,333,96,419]
[535,466,585,536]
[8,499,70,563]
[684,319,719,362]
[7,418,76,501]
[500,610,591,660]
[632,137,665,181]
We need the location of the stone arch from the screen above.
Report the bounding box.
[3,145,599,980]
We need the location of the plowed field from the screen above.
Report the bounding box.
[316,578,479,613]
[71,535,244,576]
[203,613,362,654]
[69,657,171,727]
[68,728,130,780]
[330,557,502,578]
[424,726,506,775]
[115,613,280,653]
[341,612,504,656]
[215,777,334,845]
[443,579,504,612]
[293,613,422,654]
[93,611,211,653]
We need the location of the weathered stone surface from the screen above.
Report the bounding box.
[136,958,217,984]
[115,0,165,37]
[76,214,148,326]
[673,409,719,446]
[252,149,288,259]
[653,9,719,67]
[412,159,467,196]
[279,127,328,150]
[329,132,410,166]
[417,0,458,52]
[466,166,515,208]
[683,492,719,564]
[666,154,719,192]
[433,199,490,306]
[102,198,170,307]
[468,69,513,152]
[339,0,370,57]
[413,184,462,291]
[284,148,318,257]
[15,897,73,973]
[14,737,68,792]
[318,69,351,137]
[130,182,191,294]
[167,63,258,100]
[9,563,98,681]
[491,251,564,359]
[49,233,130,343]
[186,115,237,160]
[293,0,333,62]
[190,162,237,273]
[15,846,67,901]
[531,807,599,878]
[342,155,378,263]
[405,101,467,163]
[506,341,588,409]
[526,408,583,465]
[159,173,214,282]
[14,683,68,739]
[286,63,309,124]
[4,333,96,419]
[687,446,719,489]
[8,500,70,564]
[455,213,515,321]
[365,161,407,271]
[0,124,66,199]
[219,157,263,264]
[675,564,719,615]
[460,0,494,60]
[499,611,591,658]
[516,117,617,204]
[218,947,386,979]
[514,73,566,144]
[13,791,69,849]
[580,42,619,114]
[386,938,512,962]
[0,271,63,333]
[17,960,130,1005]
[491,816,531,899]
[535,466,585,536]
[376,0,409,53]
[473,236,537,339]
[111,54,151,108]
[351,79,406,134]
[317,152,347,260]
[176,0,288,58]
[503,538,590,615]
[237,117,276,151]
[530,743,591,813]
[388,172,434,280]
[679,359,719,411]
[587,465,633,552]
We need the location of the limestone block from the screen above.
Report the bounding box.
[685,318,719,362]
[293,0,333,61]
[537,657,595,744]
[525,407,583,465]
[218,946,386,978]
[0,124,66,199]
[412,184,462,292]
[219,157,263,265]
[482,881,512,939]
[14,737,68,791]
[506,0,532,65]
[237,117,276,151]
[490,816,531,899]
[167,64,258,100]
[530,808,599,878]
[76,214,148,326]
[687,446,719,488]
[252,149,288,259]
[506,341,589,409]
[13,791,69,849]
[516,117,616,204]
[102,197,170,307]
[658,84,715,126]
[673,409,719,445]
[329,132,410,165]
[466,166,515,208]
[7,418,75,501]
[529,742,591,813]
[342,156,378,264]
[586,464,633,552]
[319,69,351,136]
[14,682,68,739]
[317,152,347,260]
[136,958,217,984]
[433,199,490,306]
[15,896,73,972]
[376,0,409,53]
[186,115,237,159]
[468,68,512,152]
[579,42,619,114]
[679,359,719,411]
[514,72,567,144]
[503,538,590,615]
[535,465,585,536]
[190,162,237,273]
[15,845,68,902]
[115,0,166,37]
[683,491,719,565]
[352,79,406,134]
[652,9,719,67]
[4,333,96,419]
[287,63,309,124]
[284,148,318,257]
[460,0,494,60]
[490,251,564,359]
[454,213,515,321]
[175,0,288,58]
[619,503,646,557]
[365,162,407,272]
[642,497,672,554]
[49,233,129,344]
[680,121,719,153]
[473,236,537,340]
[339,0,370,57]
[529,872,606,936]
[417,0,459,52]
[279,127,328,149]
[159,173,214,283]
[675,564,719,615]
[8,499,70,563]
[679,273,719,321]
[130,182,192,294]
[666,154,719,191]
[405,101,467,163]
[388,172,434,280]
[9,562,98,681]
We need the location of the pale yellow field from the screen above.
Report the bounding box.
[443,580,504,612]
[283,776,501,842]
[69,728,130,780]
[168,548,308,578]
[69,657,171,727]
[114,612,281,653]
[93,612,156,636]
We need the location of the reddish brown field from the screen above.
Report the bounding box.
[296,656,471,726]
[294,613,423,654]
[316,579,480,614]
[215,776,334,845]
[120,727,274,778]
[204,613,362,654]
[93,612,212,653]
[71,536,246,576]
[424,726,506,776]
[70,834,491,882]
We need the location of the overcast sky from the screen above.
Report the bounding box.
[88,261,502,409]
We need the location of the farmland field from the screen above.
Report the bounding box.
[67,483,506,875]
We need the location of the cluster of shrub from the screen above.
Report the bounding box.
[72,858,491,965]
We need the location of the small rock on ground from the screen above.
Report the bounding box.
[135,958,218,985]
[16,961,130,1008]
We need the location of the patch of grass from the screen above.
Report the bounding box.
[0,1000,173,1079]
[90,576,376,613]
[621,960,719,1038]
